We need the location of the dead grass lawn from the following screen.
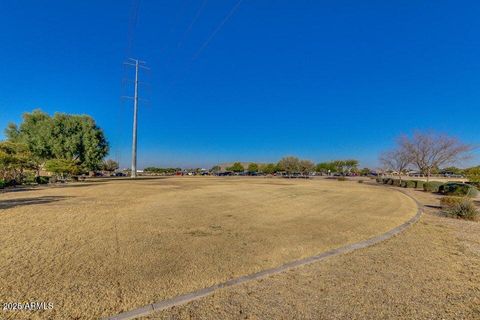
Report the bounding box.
[0,177,416,319]
[145,185,480,320]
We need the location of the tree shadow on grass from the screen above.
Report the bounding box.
[0,196,71,210]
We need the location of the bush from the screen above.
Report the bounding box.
[440,196,464,208]
[337,176,347,181]
[358,179,364,183]
[392,179,402,187]
[35,176,50,184]
[0,179,15,188]
[400,180,416,188]
[439,183,479,197]
[423,181,444,193]
[4,179,17,187]
[415,180,424,189]
[404,180,416,188]
[376,178,382,183]
[24,173,37,184]
[442,197,478,220]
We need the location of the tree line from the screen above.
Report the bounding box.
[212,158,365,175]
[142,158,366,176]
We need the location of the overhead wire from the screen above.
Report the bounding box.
[192,0,243,61]
[164,0,244,90]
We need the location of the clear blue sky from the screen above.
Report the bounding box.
[1,1,479,168]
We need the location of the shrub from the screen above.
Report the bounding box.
[0,179,18,188]
[358,179,364,183]
[376,178,382,183]
[423,181,444,193]
[35,176,50,184]
[392,179,402,187]
[440,196,464,209]
[24,173,37,184]
[439,183,479,197]
[443,197,478,220]
[337,177,347,181]
[415,180,424,189]
[404,180,416,188]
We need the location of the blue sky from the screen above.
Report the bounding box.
[1,1,479,168]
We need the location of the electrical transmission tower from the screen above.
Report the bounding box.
[124,58,149,178]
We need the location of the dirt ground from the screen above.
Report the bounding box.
[144,184,480,320]
[0,177,416,320]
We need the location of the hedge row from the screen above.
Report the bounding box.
[375,178,479,197]
[0,176,50,189]
[376,178,423,189]
[423,181,444,192]
[439,182,479,197]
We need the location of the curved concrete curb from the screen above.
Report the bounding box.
[102,189,422,320]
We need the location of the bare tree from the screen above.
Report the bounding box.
[379,149,411,183]
[398,131,472,182]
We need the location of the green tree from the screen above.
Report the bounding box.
[278,156,300,175]
[44,159,80,179]
[5,110,53,173]
[247,163,259,173]
[360,167,371,176]
[0,141,35,182]
[102,159,119,172]
[441,166,463,175]
[227,162,244,172]
[316,162,336,174]
[50,113,108,171]
[332,160,347,174]
[344,159,359,174]
[465,166,480,184]
[261,163,277,174]
[299,159,315,175]
[5,110,109,173]
[210,165,221,173]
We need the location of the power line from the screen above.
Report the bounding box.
[165,0,244,90]
[192,0,243,61]
[176,0,208,50]
[156,0,189,57]
[126,0,142,58]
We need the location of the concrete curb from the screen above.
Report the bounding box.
[102,189,423,320]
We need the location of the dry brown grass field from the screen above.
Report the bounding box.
[145,186,480,320]
[0,177,417,319]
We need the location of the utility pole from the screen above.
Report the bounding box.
[131,59,139,178]
[123,58,148,178]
